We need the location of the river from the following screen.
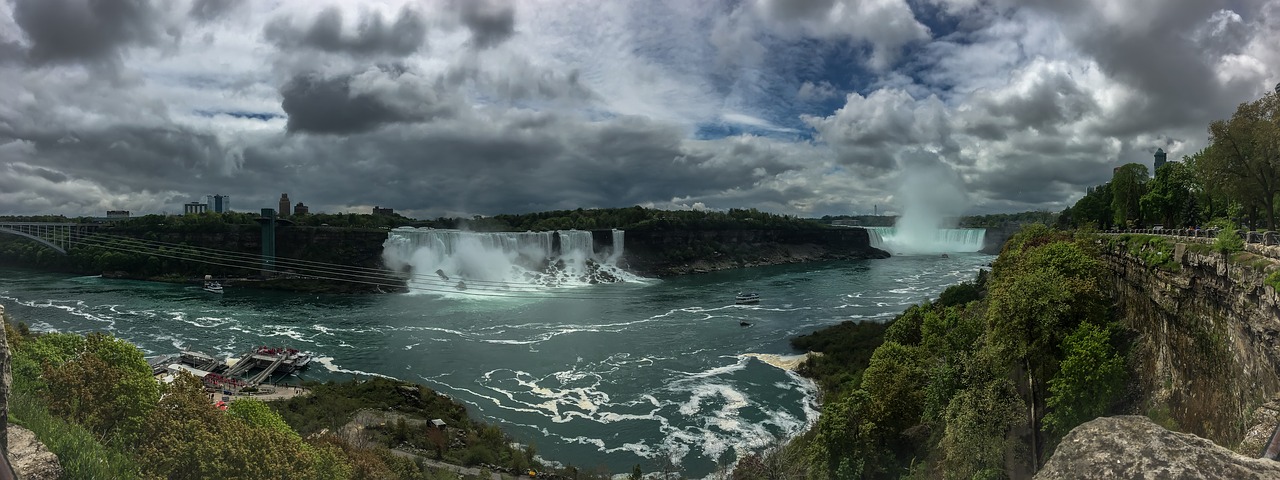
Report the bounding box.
[0,252,991,477]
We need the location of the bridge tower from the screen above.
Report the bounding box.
[256,208,277,275]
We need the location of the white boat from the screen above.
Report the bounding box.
[735,292,760,305]
[203,280,224,294]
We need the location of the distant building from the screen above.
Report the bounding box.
[373,206,394,216]
[278,194,291,217]
[106,210,130,218]
[832,219,862,226]
[1154,148,1167,173]
[184,202,208,214]
[206,194,230,213]
[293,202,309,215]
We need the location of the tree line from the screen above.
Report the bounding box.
[1061,90,1280,231]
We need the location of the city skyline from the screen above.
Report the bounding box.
[1,0,1277,219]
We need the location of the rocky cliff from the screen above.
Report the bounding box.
[1101,238,1280,448]
[1036,416,1280,479]
[618,228,890,276]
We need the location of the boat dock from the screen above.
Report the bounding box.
[149,345,312,389]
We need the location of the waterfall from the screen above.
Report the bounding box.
[865,227,986,254]
[382,228,637,293]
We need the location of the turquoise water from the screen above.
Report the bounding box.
[0,253,991,477]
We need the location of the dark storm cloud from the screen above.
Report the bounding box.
[229,114,803,217]
[454,0,515,49]
[188,0,243,23]
[279,67,456,134]
[263,5,427,57]
[1017,0,1263,134]
[12,0,172,64]
[967,69,1098,135]
[9,163,70,184]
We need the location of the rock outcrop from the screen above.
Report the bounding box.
[1036,416,1280,479]
[6,425,61,480]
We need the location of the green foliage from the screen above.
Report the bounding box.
[227,398,302,440]
[1203,91,1280,230]
[1066,183,1114,229]
[806,389,882,480]
[1141,161,1195,227]
[1266,270,1280,292]
[1042,322,1127,438]
[1110,163,1150,227]
[940,377,1025,480]
[1214,227,1244,255]
[1118,234,1180,271]
[792,320,889,394]
[861,342,928,438]
[134,374,320,479]
[7,390,143,480]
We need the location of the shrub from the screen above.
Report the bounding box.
[1214,228,1244,255]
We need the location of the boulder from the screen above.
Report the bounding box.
[6,425,61,480]
[1036,416,1280,480]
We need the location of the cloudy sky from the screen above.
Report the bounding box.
[1,0,1277,219]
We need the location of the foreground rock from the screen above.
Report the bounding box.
[1036,416,1280,479]
[7,425,62,480]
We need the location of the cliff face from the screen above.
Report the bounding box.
[1102,240,1280,447]
[619,228,889,276]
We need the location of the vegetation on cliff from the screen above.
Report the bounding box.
[737,226,1134,479]
[0,313,586,479]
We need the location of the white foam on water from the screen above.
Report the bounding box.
[313,356,398,379]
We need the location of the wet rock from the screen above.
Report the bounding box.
[1036,416,1280,480]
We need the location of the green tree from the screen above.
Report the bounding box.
[1042,322,1127,438]
[1141,161,1193,227]
[1203,91,1280,230]
[35,333,160,442]
[1071,183,1113,229]
[985,238,1107,470]
[1110,163,1149,227]
[806,389,882,480]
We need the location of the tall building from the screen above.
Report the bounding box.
[206,194,230,213]
[294,202,309,215]
[106,210,130,218]
[278,194,291,217]
[1154,148,1167,172]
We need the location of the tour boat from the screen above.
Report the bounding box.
[203,280,224,294]
[735,292,760,305]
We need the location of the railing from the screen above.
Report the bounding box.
[1102,228,1280,261]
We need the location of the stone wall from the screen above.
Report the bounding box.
[1102,239,1280,446]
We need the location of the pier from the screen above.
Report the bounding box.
[152,345,312,389]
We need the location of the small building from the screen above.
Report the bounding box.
[430,419,447,430]
[373,206,394,216]
[278,194,291,217]
[106,210,130,218]
[293,202,309,215]
[184,202,208,214]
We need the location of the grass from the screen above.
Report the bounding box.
[7,389,141,479]
[1267,270,1280,292]
[1113,234,1180,271]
